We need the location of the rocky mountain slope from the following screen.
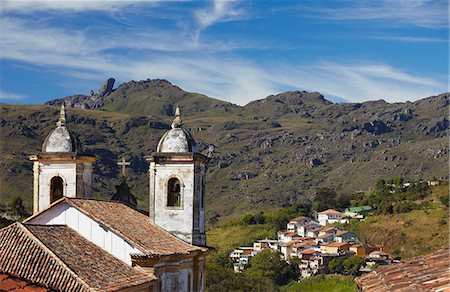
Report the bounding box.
[1,79,448,222]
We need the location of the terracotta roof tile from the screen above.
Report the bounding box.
[300,249,320,255]
[61,198,202,256]
[356,247,450,292]
[318,209,341,214]
[0,272,51,291]
[289,216,306,223]
[0,223,154,291]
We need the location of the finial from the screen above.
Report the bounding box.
[171,105,183,128]
[57,103,66,127]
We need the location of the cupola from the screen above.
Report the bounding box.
[156,106,197,153]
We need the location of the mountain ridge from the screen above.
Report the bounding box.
[2,78,449,222]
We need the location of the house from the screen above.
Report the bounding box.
[0,105,208,292]
[314,233,335,244]
[286,216,319,235]
[253,239,279,252]
[317,209,348,226]
[320,242,350,254]
[297,222,321,237]
[427,179,441,186]
[306,227,323,238]
[280,240,299,260]
[366,243,390,254]
[344,205,373,219]
[334,230,359,243]
[278,231,301,242]
[350,244,367,256]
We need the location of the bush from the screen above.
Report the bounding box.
[280,274,357,292]
[245,249,299,286]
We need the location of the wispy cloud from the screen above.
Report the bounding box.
[0,0,150,13]
[193,0,247,45]
[0,91,27,101]
[302,0,448,28]
[371,35,447,43]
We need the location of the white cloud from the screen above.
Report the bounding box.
[0,4,446,105]
[309,0,448,28]
[0,91,27,101]
[0,0,150,13]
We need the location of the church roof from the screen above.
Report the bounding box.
[0,223,154,292]
[27,197,204,256]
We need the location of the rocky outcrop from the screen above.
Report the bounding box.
[46,78,115,109]
[361,120,391,135]
[97,78,115,97]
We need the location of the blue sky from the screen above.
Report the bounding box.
[0,0,448,105]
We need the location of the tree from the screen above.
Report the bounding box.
[328,256,365,276]
[245,249,298,286]
[313,188,338,212]
[11,196,26,218]
[342,256,365,276]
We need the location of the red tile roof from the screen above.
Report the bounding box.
[289,216,306,223]
[356,247,450,292]
[335,230,350,236]
[300,249,319,255]
[0,272,50,291]
[324,242,349,247]
[0,223,154,292]
[27,198,204,256]
[318,209,341,214]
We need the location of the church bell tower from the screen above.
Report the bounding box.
[29,104,96,214]
[146,106,208,246]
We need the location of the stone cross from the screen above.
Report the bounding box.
[117,157,131,177]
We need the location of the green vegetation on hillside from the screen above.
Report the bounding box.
[280,275,357,292]
[336,183,449,258]
[1,85,448,222]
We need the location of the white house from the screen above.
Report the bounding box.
[317,209,348,226]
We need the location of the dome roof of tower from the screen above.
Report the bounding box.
[156,106,197,153]
[42,104,82,153]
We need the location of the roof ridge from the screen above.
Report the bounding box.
[17,223,93,291]
[65,199,202,253]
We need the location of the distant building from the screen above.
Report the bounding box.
[317,209,348,226]
[344,205,372,219]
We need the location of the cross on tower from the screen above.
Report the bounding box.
[117,157,131,177]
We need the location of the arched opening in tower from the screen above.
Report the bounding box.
[167,178,181,207]
[50,176,64,203]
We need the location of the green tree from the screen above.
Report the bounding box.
[245,249,298,286]
[439,195,449,207]
[313,188,338,212]
[342,256,365,276]
[11,196,26,218]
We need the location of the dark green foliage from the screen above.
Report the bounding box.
[0,217,14,229]
[328,256,365,276]
[313,188,350,212]
[280,274,357,292]
[352,178,432,215]
[245,249,299,286]
[206,263,275,292]
[11,196,27,218]
[439,195,449,207]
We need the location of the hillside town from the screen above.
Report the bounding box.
[230,208,391,278]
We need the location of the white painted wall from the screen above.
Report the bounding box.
[28,202,141,265]
[36,161,93,212]
[38,162,77,211]
[151,163,195,244]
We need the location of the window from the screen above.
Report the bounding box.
[167,178,181,207]
[50,176,64,203]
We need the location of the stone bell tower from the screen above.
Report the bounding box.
[146,106,208,246]
[29,104,96,214]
